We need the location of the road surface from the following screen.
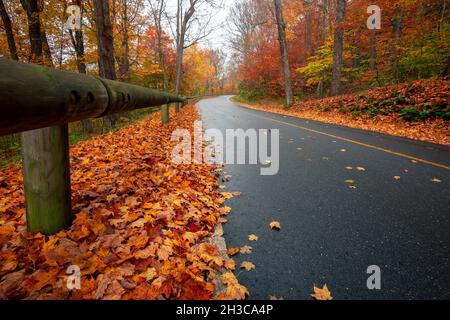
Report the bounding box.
[197,96,450,300]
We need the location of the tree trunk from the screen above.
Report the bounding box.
[391,5,403,83]
[322,0,328,41]
[93,0,118,127]
[93,0,116,79]
[20,0,72,234]
[0,0,18,61]
[20,0,43,63]
[69,0,93,134]
[331,0,346,96]
[149,0,169,122]
[369,30,377,71]
[442,56,450,79]
[274,0,293,108]
[119,0,130,81]
[41,30,53,66]
[175,38,184,96]
[303,0,313,57]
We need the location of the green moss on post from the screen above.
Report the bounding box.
[21,125,72,235]
[162,104,170,125]
[175,103,180,113]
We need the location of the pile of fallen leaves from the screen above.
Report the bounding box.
[236,79,450,146]
[0,105,246,300]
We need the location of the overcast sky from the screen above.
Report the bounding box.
[157,0,237,53]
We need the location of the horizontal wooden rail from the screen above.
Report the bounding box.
[0,58,186,136]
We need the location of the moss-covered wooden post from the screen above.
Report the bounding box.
[21,125,72,235]
[162,104,170,124]
[175,102,180,113]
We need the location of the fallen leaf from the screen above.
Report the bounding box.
[248,234,259,241]
[227,248,240,256]
[219,272,248,300]
[131,218,147,228]
[224,259,236,271]
[394,176,401,180]
[94,275,112,300]
[269,221,281,231]
[240,261,256,271]
[141,268,157,282]
[311,284,333,300]
[240,246,253,254]
[431,178,442,183]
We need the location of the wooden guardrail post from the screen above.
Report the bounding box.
[162,104,170,124]
[21,125,72,234]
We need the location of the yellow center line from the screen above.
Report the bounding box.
[236,106,450,171]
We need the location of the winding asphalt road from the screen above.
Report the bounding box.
[197,96,450,300]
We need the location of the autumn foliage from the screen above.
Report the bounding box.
[232,0,449,98]
[0,105,246,300]
[235,79,450,146]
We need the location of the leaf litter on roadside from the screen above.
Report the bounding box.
[0,105,247,300]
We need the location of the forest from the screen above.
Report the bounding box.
[0,0,449,152]
[229,0,449,99]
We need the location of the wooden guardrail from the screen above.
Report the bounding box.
[0,58,186,234]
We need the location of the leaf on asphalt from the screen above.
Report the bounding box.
[394,176,401,180]
[356,167,366,171]
[340,149,347,152]
[269,221,281,231]
[224,259,236,271]
[311,284,333,301]
[221,206,232,215]
[344,180,355,184]
[431,178,442,183]
[227,248,240,256]
[345,167,353,170]
[240,261,256,271]
[218,272,249,300]
[240,246,253,254]
[248,234,259,241]
[269,295,284,300]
